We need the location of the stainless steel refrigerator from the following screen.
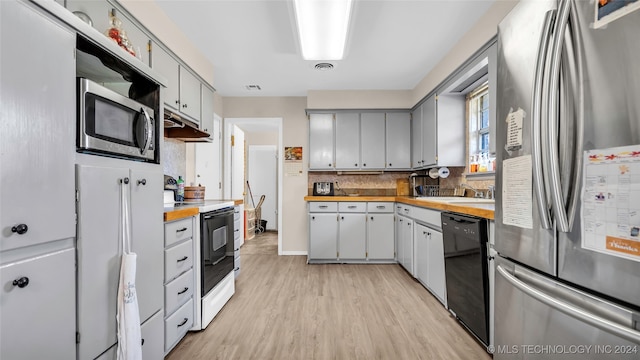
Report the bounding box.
[495,0,640,358]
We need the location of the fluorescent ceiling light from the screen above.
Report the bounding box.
[293,0,353,60]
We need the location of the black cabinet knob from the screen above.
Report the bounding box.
[175,100,180,105]
[363,163,367,167]
[354,163,358,166]
[182,104,188,108]
[12,277,29,288]
[389,163,392,167]
[11,224,28,235]
[137,179,147,186]
[120,177,129,184]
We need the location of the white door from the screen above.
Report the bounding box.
[195,114,222,199]
[231,126,245,200]
[248,145,277,230]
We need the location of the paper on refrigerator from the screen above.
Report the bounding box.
[502,155,533,229]
[582,144,640,262]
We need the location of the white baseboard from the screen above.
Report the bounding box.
[279,250,308,256]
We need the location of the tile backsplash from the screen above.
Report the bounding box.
[163,138,186,179]
[308,167,495,197]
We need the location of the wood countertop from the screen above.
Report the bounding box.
[304,195,494,220]
[164,199,244,222]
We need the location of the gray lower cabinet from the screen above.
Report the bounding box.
[164,216,196,354]
[414,223,446,306]
[234,205,243,277]
[338,213,367,260]
[411,206,447,306]
[396,204,415,275]
[76,165,163,359]
[141,310,165,360]
[367,202,395,260]
[309,206,338,260]
[0,247,76,360]
[308,202,395,263]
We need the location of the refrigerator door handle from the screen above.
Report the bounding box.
[565,0,585,230]
[531,10,556,230]
[546,0,571,232]
[497,265,640,344]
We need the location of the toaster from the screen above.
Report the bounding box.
[313,182,334,196]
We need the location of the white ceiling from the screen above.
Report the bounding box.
[154,0,496,97]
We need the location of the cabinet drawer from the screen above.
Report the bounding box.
[164,239,193,281]
[164,268,194,316]
[234,208,241,221]
[164,218,193,247]
[338,202,366,213]
[397,204,412,217]
[309,202,337,212]
[412,207,442,229]
[164,297,194,352]
[367,202,394,213]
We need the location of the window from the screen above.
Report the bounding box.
[467,82,493,173]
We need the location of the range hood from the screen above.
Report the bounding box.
[164,110,212,142]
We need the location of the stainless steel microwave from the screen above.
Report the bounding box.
[77,77,156,162]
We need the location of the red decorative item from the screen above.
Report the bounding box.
[105,10,135,57]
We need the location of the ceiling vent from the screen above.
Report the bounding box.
[245,84,262,91]
[315,62,334,71]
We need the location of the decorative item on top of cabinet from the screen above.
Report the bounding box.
[65,1,151,65]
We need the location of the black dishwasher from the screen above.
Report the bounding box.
[441,212,489,347]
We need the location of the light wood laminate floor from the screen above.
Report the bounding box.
[166,232,490,360]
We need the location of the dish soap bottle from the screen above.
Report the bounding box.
[176,176,185,201]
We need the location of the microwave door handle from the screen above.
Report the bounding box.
[139,107,152,155]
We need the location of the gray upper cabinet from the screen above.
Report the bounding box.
[412,93,465,169]
[385,112,411,169]
[421,94,437,167]
[151,43,181,113]
[433,94,465,167]
[151,42,201,124]
[309,111,411,171]
[1,0,76,252]
[360,113,386,170]
[411,106,423,168]
[335,112,361,169]
[201,85,215,138]
[309,113,335,170]
[179,67,201,121]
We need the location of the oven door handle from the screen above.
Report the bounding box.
[139,107,152,156]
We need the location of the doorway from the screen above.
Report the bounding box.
[223,118,283,255]
[248,145,277,231]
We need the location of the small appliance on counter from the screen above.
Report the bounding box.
[312,182,334,196]
[164,175,178,200]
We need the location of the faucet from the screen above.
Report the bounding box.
[461,183,484,198]
[486,185,495,200]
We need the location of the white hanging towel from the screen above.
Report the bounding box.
[117,178,142,360]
